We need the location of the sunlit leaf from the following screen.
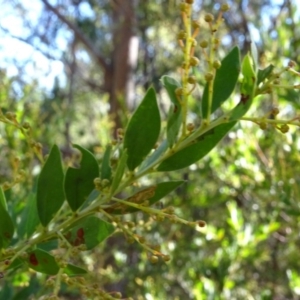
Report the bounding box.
[161,76,182,148]
[63,216,114,250]
[124,87,161,170]
[202,46,240,119]
[250,41,258,72]
[65,145,99,211]
[37,144,65,226]
[0,190,14,249]
[104,180,185,214]
[229,53,257,121]
[157,122,236,171]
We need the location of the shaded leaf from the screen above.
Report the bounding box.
[0,187,7,210]
[25,193,40,237]
[63,216,114,250]
[101,144,112,181]
[0,189,14,249]
[80,189,101,210]
[124,87,161,170]
[65,145,99,211]
[104,180,185,214]
[202,46,240,119]
[110,150,128,195]
[7,258,23,271]
[26,249,59,275]
[64,264,87,276]
[37,144,65,226]
[37,240,59,252]
[161,76,182,148]
[138,140,168,174]
[157,122,236,171]
[257,64,274,85]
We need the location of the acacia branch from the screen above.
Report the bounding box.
[40,0,109,71]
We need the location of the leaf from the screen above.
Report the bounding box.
[65,145,99,211]
[80,189,101,210]
[26,249,59,275]
[124,87,161,170]
[37,240,59,252]
[229,53,257,121]
[0,189,14,249]
[161,76,182,148]
[101,144,112,181]
[157,122,236,171]
[104,180,185,214]
[250,41,258,72]
[25,193,40,237]
[63,216,114,250]
[0,187,7,210]
[202,46,240,119]
[64,264,87,276]
[7,258,23,271]
[37,144,65,227]
[138,140,168,173]
[257,64,274,85]
[110,149,128,195]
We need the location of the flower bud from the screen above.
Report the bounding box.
[22,122,31,129]
[200,40,209,48]
[177,30,187,40]
[280,124,289,133]
[204,72,214,82]
[259,122,267,130]
[198,220,206,227]
[5,112,16,120]
[213,60,221,69]
[271,107,279,115]
[187,123,195,131]
[204,13,214,23]
[190,56,200,66]
[179,2,188,12]
[192,20,200,29]
[187,76,196,84]
[288,60,297,68]
[163,255,171,262]
[221,3,230,12]
[175,87,184,96]
[150,255,159,264]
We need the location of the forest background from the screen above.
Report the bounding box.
[0,0,300,299]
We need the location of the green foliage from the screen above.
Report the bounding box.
[157,122,236,171]
[124,87,161,171]
[202,46,240,119]
[161,76,182,148]
[0,188,14,249]
[37,145,65,226]
[64,145,99,211]
[63,216,114,250]
[1,1,300,299]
